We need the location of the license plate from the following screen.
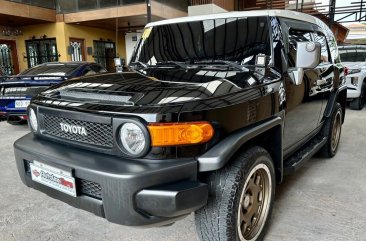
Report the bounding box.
[30,161,76,197]
[15,100,30,109]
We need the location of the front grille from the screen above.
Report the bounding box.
[42,114,113,148]
[24,160,31,176]
[77,179,102,200]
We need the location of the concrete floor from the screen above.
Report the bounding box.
[0,109,365,241]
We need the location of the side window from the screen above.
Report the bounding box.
[313,32,331,63]
[317,20,339,63]
[288,29,313,67]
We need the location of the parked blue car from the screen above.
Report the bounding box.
[0,62,107,124]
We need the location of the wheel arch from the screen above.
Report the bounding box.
[197,116,284,183]
[325,86,347,123]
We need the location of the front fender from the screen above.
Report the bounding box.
[197,116,283,173]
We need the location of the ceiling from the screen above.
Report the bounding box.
[0,13,54,27]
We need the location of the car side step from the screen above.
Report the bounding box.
[283,137,327,175]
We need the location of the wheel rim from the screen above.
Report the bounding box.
[237,163,272,241]
[331,110,342,153]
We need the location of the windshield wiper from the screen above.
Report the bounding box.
[130,61,148,69]
[221,61,250,72]
[155,61,191,69]
[193,60,249,72]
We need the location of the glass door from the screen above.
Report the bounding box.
[0,40,19,75]
[70,38,85,61]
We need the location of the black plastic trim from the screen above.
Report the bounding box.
[135,181,208,218]
[197,116,283,172]
[283,137,327,175]
[324,85,347,119]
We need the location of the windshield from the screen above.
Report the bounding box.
[339,46,366,62]
[131,16,271,67]
[20,64,81,77]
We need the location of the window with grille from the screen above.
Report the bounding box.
[25,38,59,68]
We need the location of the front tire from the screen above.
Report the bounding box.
[195,146,275,241]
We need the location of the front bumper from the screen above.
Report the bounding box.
[347,87,360,99]
[14,133,208,227]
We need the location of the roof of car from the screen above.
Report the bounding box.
[146,10,321,27]
[338,45,366,49]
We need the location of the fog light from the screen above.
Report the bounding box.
[29,108,38,132]
[351,77,359,86]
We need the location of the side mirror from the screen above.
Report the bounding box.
[296,42,321,69]
[289,42,321,86]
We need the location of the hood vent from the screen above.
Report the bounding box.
[59,89,137,106]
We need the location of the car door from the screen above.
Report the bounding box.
[281,21,325,154]
[312,29,336,121]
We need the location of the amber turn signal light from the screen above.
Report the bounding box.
[148,122,214,147]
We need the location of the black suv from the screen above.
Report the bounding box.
[14,10,346,241]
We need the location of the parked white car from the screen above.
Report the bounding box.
[339,45,366,110]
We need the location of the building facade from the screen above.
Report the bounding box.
[343,23,366,44]
[0,0,188,74]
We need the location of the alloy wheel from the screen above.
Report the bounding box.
[331,110,342,153]
[237,163,272,241]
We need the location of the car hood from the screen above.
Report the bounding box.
[32,68,281,115]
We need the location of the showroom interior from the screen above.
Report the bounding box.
[1,0,366,241]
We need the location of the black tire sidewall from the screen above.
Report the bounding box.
[361,83,366,107]
[350,83,365,110]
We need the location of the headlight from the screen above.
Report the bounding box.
[29,108,38,132]
[119,122,146,156]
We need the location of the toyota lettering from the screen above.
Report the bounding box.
[60,123,87,136]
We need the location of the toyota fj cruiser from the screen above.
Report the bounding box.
[14,10,346,241]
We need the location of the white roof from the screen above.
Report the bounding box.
[146,10,321,28]
[339,45,366,49]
